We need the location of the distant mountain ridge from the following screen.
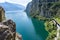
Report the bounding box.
[0,2,25,11]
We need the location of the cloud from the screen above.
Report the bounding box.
[0,0,6,3]
[0,0,32,7]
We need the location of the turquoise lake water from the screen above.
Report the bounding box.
[5,10,48,40]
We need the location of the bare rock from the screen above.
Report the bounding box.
[0,6,22,40]
[0,6,5,22]
[16,33,22,40]
[0,20,22,40]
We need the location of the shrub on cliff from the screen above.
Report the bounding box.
[45,21,57,40]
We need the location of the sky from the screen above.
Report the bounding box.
[0,0,32,7]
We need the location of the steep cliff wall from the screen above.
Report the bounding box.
[0,20,22,40]
[0,6,5,22]
[26,0,60,18]
[26,0,60,40]
[0,20,16,40]
[0,6,22,40]
[26,2,32,15]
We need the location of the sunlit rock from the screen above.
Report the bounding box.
[0,20,22,40]
[0,6,5,22]
[0,6,22,40]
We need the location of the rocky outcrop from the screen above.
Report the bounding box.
[0,20,22,40]
[0,20,16,40]
[0,6,22,40]
[16,33,22,40]
[0,6,5,22]
[27,0,59,18]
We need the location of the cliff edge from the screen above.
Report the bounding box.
[0,6,22,40]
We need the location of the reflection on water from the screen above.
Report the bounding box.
[5,11,48,40]
[31,18,48,40]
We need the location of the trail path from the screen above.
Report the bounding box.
[52,20,60,40]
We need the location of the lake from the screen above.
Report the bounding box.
[5,10,48,40]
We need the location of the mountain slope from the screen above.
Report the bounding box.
[0,2,25,11]
[25,2,32,15]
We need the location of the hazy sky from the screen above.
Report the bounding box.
[0,0,32,7]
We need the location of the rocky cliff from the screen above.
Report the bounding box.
[0,20,22,40]
[26,0,60,40]
[0,6,22,40]
[0,6,5,22]
[26,0,60,18]
[25,2,32,15]
[0,19,16,40]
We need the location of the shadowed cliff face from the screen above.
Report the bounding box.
[26,0,60,18]
[26,2,32,15]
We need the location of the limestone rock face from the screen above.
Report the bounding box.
[0,20,22,40]
[0,20,16,40]
[16,33,22,40]
[26,2,32,15]
[0,6,22,40]
[27,0,59,18]
[0,6,5,22]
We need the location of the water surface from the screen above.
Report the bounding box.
[5,10,48,40]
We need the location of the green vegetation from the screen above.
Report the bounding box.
[45,2,60,39]
[45,20,57,40]
[44,17,60,40]
[30,1,60,40]
[49,2,60,17]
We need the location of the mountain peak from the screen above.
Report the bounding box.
[4,2,9,3]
